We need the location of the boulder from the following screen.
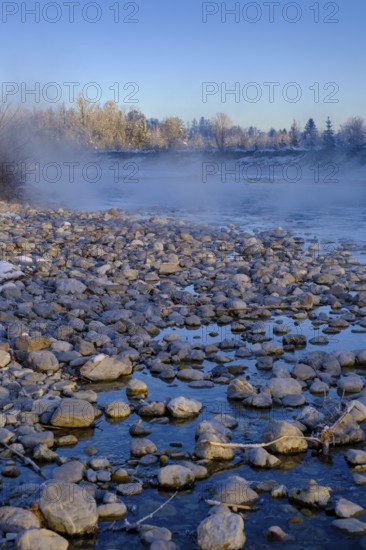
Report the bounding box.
[0,506,40,533]
[194,434,234,461]
[345,449,366,466]
[126,379,148,396]
[265,378,303,400]
[56,278,87,294]
[331,418,365,446]
[297,407,325,430]
[195,421,232,441]
[243,392,273,409]
[19,431,54,449]
[80,354,132,381]
[335,498,364,518]
[16,528,69,550]
[338,375,364,394]
[334,350,356,368]
[262,420,308,454]
[140,526,172,545]
[332,518,366,535]
[266,526,293,542]
[116,482,143,496]
[0,350,11,368]
[97,502,127,520]
[27,351,59,373]
[138,402,166,417]
[227,378,256,400]
[52,461,85,483]
[291,364,316,381]
[130,438,157,457]
[288,480,331,508]
[194,421,234,461]
[50,398,95,428]
[16,336,51,352]
[167,396,202,418]
[212,476,258,505]
[159,263,180,275]
[158,465,195,489]
[246,447,281,468]
[197,505,245,550]
[39,482,98,536]
[105,401,131,419]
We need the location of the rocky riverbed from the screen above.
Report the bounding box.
[0,202,365,548]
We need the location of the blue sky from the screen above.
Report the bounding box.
[0,0,364,131]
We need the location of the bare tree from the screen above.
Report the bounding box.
[289,120,300,148]
[160,117,186,149]
[212,112,232,150]
[340,116,365,152]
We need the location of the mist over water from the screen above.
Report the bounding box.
[27,149,366,244]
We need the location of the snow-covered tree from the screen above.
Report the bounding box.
[212,112,232,150]
[289,120,300,148]
[322,116,336,150]
[303,118,318,148]
[340,116,365,152]
[160,117,186,148]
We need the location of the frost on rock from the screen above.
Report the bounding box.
[0,261,24,282]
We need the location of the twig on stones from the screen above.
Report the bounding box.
[314,401,356,454]
[327,401,355,432]
[203,401,358,456]
[0,442,48,480]
[112,490,178,532]
[201,434,321,451]
[39,424,64,430]
[205,499,256,512]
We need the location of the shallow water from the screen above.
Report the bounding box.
[16,152,366,548]
[2,306,366,548]
[67,316,366,548]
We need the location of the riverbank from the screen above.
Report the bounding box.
[0,203,365,548]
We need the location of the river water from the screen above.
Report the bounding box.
[20,151,366,549]
[31,151,366,245]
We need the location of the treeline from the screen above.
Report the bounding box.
[21,99,365,154]
[1,102,365,200]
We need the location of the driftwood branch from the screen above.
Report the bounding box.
[111,490,178,532]
[202,401,358,456]
[313,401,356,454]
[201,435,321,450]
[324,401,355,432]
[206,499,256,512]
[0,442,48,480]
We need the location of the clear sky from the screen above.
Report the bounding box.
[0,0,364,131]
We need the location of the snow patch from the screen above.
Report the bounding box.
[0,261,24,284]
[93,354,107,363]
